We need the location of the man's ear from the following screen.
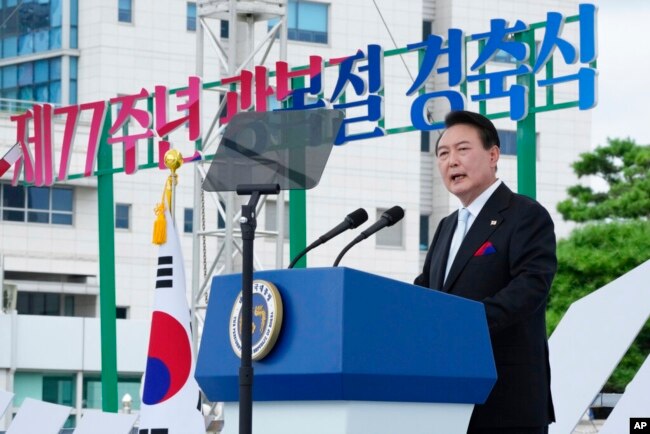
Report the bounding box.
[490,145,500,168]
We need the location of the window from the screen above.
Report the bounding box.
[187,2,197,31]
[218,200,226,229]
[220,20,229,39]
[83,376,142,411]
[0,0,77,57]
[118,0,133,23]
[268,0,328,44]
[420,131,430,153]
[1,183,73,225]
[184,207,193,233]
[422,20,433,40]
[14,372,76,428]
[495,129,540,158]
[17,292,61,316]
[419,214,430,251]
[115,203,131,229]
[116,306,129,319]
[0,56,76,106]
[497,129,517,156]
[375,208,404,247]
[265,200,289,239]
[16,292,76,316]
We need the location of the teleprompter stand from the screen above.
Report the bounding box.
[202,109,345,434]
[236,183,280,434]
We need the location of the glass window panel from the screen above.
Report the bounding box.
[69,79,76,104]
[218,201,225,229]
[50,57,61,79]
[49,80,61,103]
[52,188,73,211]
[44,293,60,315]
[19,86,34,101]
[13,372,43,407]
[420,131,430,153]
[18,63,33,86]
[3,210,25,221]
[70,0,78,25]
[117,380,142,410]
[3,184,24,207]
[17,293,30,316]
[32,2,50,28]
[70,56,77,79]
[497,129,517,156]
[34,59,48,83]
[184,207,193,233]
[116,306,128,319]
[70,26,77,48]
[28,187,49,210]
[50,26,61,49]
[119,0,132,23]
[115,203,130,229]
[32,293,45,315]
[3,65,17,87]
[83,378,102,409]
[52,213,72,225]
[43,375,74,406]
[419,214,430,251]
[18,33,34,55]
[3,36,17,57]
[64,294,74,316]
[297,2,327,32]
[34,84,48,101]
[4,88,18,101]
[50,0,62,26]
[287,1,297,28]
[186,2,196,31]
[7,0,19,7]
[34,29,49,52]
[28,211,49,223]
[220,20,229,38]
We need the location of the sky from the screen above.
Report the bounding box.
[590,0,650,147]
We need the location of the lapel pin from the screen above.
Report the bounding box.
[490,220,497,226]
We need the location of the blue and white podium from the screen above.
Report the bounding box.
[196,267,496,434]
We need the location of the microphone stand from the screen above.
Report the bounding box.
[236,183,280,434]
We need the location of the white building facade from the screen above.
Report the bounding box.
[0,0,592,429]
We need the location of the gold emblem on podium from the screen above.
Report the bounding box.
[229,280,284,361]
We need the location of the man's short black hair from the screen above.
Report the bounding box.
[435,110,500,153]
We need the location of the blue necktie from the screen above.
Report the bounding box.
[444,208,470,283]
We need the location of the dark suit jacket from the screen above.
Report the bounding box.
[415,183,557,428]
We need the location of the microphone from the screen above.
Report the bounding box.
[288,208,368,269]
[333,206,405,267]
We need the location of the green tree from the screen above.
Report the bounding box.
[549,139,650,392]
[557,138,650,221]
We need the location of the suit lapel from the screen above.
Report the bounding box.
[429,214,456,290]
[442,183,513,292]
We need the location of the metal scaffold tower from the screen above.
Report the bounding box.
[190,0,288,373]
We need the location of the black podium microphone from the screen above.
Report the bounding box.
[333,206,404,267]
[288,208,368,269]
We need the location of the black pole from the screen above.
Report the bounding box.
[236,184,280,434]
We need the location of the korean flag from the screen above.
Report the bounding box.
[139,211,205,434]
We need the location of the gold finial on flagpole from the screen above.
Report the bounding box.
[152,149,184,245]
[164,149,183,223]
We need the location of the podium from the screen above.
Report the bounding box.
[196,267,496,434]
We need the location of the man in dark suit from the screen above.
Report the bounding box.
[415,111,557,434]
